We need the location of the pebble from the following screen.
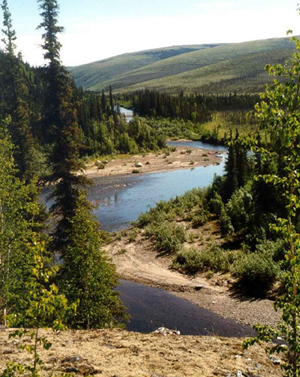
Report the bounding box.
[269,355,281,365]
[153,327,180,336]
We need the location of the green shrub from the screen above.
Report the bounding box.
[219,207,234,236]
[95,161,105,169]
[191,208,209,227]
[174,246,235,274]
[232,253,280,295]
[148,222,186,254]
[132,169,140,174]
[209,193,224,216]
[226,187,253,232]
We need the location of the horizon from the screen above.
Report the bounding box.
[1,0,300,67]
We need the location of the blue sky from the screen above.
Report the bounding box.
[3,0,300,66]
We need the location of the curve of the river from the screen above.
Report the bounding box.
[44,108,257,337]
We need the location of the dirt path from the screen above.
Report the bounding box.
[83,146,223,179]
[106,235,281,328]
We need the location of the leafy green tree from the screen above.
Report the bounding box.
[243,32,300,376]
[2,238,73,377]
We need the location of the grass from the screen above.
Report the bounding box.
[69,45,215,91]
[70,37,295,94]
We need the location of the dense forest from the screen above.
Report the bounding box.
[117,90,261,144]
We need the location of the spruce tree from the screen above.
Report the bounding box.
[37,0,89,251]
[37,0,127,328]
[1,0,37,181]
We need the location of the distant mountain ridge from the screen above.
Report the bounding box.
[69,37,296,94]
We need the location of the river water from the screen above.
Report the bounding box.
[44,108,257,336]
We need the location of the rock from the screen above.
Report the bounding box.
[195,285,203,291]
[65,366,79,373]
[135,162,143,168]
[78,363,95,375]
[62,356,83,363]
[145,161,150,165]
[3,350,14,354]
[153,327,180,336]
[269,355,281,365]
[236,371,243,377]
[180,150,186,154]
[44,364,53,371]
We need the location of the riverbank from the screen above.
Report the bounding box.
[105,227,281,329]
[83,146,223,179]
[0,328,282,376]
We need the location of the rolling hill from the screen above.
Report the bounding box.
[69,37,296,94]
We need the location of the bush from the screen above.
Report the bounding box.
[95,161,105,169]
[219,207,234,236]
[232,252,280,295]
[174,246,235,274]
[226,187,252,232]
[191,207,209,227]
[148,222,186,254]
[209,193,224,216]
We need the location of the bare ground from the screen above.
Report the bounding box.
[105,230,281,328]
[83,146,223,179]
[0,328,283,377]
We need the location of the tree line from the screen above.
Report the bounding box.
[118,89,260,124]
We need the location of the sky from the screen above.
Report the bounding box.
[2,0,300,67]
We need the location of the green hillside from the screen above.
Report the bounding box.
[116,48,294,94]
[70,37,296,94]
[68,44,219,90]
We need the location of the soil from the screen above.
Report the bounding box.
[83,146,223,179]
[0,328,283,377]
[105,230,281,328]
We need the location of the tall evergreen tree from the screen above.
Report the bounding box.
[37,0,126,328]
[37,0,89,251]
[1,0,16,57]
[1,0,37,181]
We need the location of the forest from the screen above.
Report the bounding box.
[0,0,300,375]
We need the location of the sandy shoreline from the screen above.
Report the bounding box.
[106,231,281,329]
[83,146,224,179]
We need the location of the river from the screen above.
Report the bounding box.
[43,108,257,336]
